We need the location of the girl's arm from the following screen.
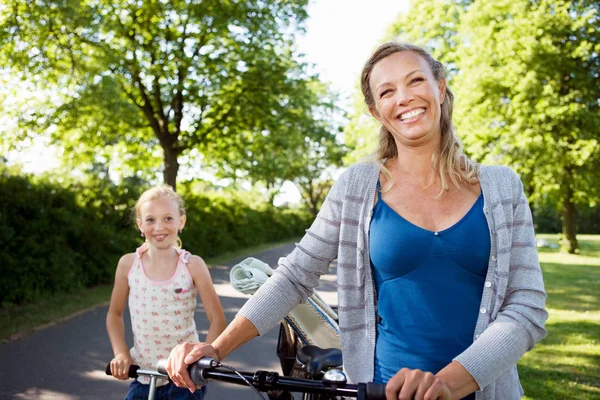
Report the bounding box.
[188,255,227,343]
[106,253,135,380]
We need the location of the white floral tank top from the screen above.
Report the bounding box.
[128,244,200,384]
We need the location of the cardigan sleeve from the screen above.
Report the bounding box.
[237,171,347,335]
[454,169,548,389]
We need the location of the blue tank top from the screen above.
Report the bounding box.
[370,184,490,400]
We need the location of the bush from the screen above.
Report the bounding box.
[0,170,312,307]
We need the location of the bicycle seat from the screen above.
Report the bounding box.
[297,345,343,375]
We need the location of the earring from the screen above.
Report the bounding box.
[179,229,182,234]
[141,232,145,237]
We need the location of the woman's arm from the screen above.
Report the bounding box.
[167,172,350,391]
[236,173,346,335]
[166,314,258,391]
[188,255,227,343]
[106,254,135,380]
[435,361,479,399]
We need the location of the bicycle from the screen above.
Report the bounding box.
[107,344,386,400]
[105,363,169,400]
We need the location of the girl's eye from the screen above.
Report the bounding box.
[165,217,173,221]
[146,218,154,223]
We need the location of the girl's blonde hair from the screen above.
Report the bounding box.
[360,41,479,195]
[134,184,185,248]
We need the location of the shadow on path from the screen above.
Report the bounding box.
[0,242,339,400]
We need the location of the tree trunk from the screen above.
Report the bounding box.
[163,148,180,191]
[561,167,578,254]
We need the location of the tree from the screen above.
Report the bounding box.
[451,0,600,253]
[342,0,469,164]
[353,0,600,253]
[0,0,336,191]
[201,76,345,209]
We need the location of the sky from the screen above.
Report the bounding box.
[277,0,412,203]
[7,0,412,202]
[296,0,411,110]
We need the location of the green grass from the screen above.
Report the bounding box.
[0,238,299,343]
[520,234,600,399]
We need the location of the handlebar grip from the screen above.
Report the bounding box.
[366,382,387,400]
[156,359,168,375]
[105,363,140,378]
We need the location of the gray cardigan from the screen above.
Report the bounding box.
[239,162,548,399]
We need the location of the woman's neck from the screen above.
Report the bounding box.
[390,139,440,186]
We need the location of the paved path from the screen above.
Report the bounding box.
[0,243,339,400]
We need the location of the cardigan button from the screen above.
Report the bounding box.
[485,281,492,288]
[480,307,487,314]
[491,255,497,262]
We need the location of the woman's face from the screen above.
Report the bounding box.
[368,50,446,149]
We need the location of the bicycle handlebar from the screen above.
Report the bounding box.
[155,358,386,400]
[105,363,140,378]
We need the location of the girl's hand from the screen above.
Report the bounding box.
[386,368,452,400]
[166,342,220,392]
[110,353,134,380]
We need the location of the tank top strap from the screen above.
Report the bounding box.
[176,248,191,265]
[135,242,149,258]
[376,180,382,200]
[128,244,148,279]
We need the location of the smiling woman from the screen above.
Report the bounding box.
[163,41,548,400]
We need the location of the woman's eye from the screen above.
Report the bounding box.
[410,77,424,84]
[379,89,392,98]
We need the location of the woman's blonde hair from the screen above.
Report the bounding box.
[134,184,185,248]
[360,41,478,195]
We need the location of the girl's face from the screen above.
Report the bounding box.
[368,50,446,149]
[137,198,186,250]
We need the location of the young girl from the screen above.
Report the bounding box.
[107,185,226,399]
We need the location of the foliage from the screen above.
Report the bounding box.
[342,92,379,164]
[345,0,600,251]
[534,199,600,234]
[0,0,341,193]
[452,0,600,253]
[208,78,347,210]
[0,168,311,307]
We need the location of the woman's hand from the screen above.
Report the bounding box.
[109,353,134,380]
[166,342,220,391]
[386,368,452,400]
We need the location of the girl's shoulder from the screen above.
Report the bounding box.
[181,253,211,285]
[115,252,137,276]
[119,252,137,265]
[184,253,208,272]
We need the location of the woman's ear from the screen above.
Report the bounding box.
[369,106,381,121]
